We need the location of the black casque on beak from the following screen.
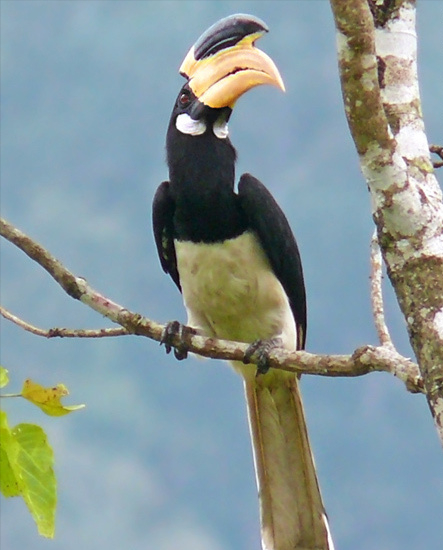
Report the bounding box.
[179,14,285,120]
[192,14,269,61]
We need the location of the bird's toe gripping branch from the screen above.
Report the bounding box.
[243,337,283,376]
[160,321,195,360]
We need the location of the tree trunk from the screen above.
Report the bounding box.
[330,0,443,443]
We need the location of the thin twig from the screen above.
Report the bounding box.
[370,230,395,350]
[0,306,129,338]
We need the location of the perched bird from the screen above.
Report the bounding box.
[153,14,333,550]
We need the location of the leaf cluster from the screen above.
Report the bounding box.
[0,366,84,538]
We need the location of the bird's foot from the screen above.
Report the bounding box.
[160,321,195,360]
[243,337,282,376]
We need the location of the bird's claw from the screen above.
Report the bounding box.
[243,338,282,376]
[160,321,194,360]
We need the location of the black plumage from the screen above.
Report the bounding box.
[153,94,306,349]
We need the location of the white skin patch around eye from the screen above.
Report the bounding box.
[176,113,207,136]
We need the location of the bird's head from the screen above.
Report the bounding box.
[169,14,285,140]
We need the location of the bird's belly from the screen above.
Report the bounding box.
[174,231,296,348]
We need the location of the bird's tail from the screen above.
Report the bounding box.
[240,367,333,550]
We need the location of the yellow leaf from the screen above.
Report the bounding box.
[21,379,85,417]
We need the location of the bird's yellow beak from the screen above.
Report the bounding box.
[179,14,285,111]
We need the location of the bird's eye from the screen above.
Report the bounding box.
[179,91,191,107]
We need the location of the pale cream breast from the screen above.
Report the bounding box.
[174,231,297,348]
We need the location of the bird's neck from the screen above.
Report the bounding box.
[167,128,246,242]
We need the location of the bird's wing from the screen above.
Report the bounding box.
[152,181,181,291]
[238,173,306,349]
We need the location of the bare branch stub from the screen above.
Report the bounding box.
[430,144,443,169]
[368,0,406,28]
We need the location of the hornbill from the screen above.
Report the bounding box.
[152,14,333,550]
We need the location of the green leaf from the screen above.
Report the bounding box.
[0,367,9,388]
[12,423,57,538]
[1,413,57,538]
[0,411,21,497]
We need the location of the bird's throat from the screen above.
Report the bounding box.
[167,126,245,242]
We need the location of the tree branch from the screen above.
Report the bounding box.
[330,0,443,443]
[0,306,129,338]
[370,229,395,350]
[1,216,423,392]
